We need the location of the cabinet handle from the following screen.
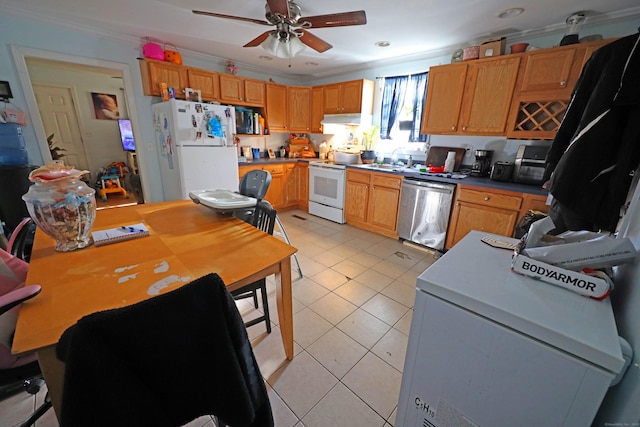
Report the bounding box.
[462,126,467,131]
[451,126,456,131]
[484,196,490,201]
[560,81,567,87]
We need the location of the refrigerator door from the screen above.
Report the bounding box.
[176,145,239,199]
[153,100,239,201]
[157,100,236,147]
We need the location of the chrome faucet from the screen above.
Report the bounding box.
[390,148,399,165]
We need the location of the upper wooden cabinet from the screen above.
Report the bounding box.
[219,75,243,103]
[266,83,288,132]
[186,68,220,101]
[420,63,467,134]
[139,59,188,98]
[310,86,324,133]
[518,48,577,94]
[287,86,311,132]
[421,56,520,135]
[219,75,265,106]
[461,56,521,134]
[244,79,266,106]
[323,79,374,114]
[506,38,613,140]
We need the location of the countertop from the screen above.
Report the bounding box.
[238,157,548,196]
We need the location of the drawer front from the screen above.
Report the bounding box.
[238,165,258,179]
[262,164,284,176]
[457,188,521,210]
[371,173,402,189]
[347,169,371,184]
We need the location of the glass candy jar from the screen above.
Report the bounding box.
[22,163,96,251]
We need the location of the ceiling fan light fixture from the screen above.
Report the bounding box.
[260,32,306,58]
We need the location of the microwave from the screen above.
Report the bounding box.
[235,107,254,134]
[513,145,549,185]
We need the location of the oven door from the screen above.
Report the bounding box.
[309,164,345,209]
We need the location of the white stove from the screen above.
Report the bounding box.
[308,162,347,224]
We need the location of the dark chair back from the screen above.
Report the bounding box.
[55,273,273,426]
[252,200,277,235]
[239,170,272,200]
[7,218,36,262]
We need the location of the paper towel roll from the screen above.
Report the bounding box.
[444,151,456,172]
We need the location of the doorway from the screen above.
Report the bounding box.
[10,46,149,204]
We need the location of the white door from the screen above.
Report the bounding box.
[33,84,91,172]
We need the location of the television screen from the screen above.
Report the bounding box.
[117,119,135,151]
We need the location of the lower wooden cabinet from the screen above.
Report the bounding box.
[445,185,549,249]
[345,170,402,238]
[297,162,309,209]
[239,162,307,211]
[238,164,283,209]
[345,170,370,223]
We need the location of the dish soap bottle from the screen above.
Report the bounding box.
[444,151,456,173]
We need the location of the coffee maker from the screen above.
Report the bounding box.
[471,149,493,177]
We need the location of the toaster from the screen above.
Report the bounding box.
[490,161,514,182]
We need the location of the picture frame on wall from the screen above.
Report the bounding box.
[91,92,120,120]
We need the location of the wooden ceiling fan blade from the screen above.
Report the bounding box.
[266,0,290,19]
[300,11,366,28]
[298,31,332,53]
[192,10,271,26]
[244,32,272,47]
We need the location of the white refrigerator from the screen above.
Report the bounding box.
[397,230,625,427]
[152,99,239,201]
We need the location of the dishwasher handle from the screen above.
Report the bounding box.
[402,179,455,194]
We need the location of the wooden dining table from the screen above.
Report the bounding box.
[12,200,297,416]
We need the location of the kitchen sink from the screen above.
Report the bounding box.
[360,163,405,171]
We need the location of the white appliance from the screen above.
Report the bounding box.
[152,99,239,201]
[397,230,626,427]
[308,162,346,224]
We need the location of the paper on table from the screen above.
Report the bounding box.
[92,223,150,247]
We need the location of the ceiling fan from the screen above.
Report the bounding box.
[193,0,367,58]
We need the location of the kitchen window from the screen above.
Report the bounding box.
[380,72,428,145]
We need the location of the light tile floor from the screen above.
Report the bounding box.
[1,209,438,427]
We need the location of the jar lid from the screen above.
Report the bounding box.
[28,162,89,183]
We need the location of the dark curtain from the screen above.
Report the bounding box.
[409,72,428,142]
[380,75,409,139]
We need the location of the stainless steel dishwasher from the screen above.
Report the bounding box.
[397,178,456,251]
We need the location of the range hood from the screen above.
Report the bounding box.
[321,113,372,126]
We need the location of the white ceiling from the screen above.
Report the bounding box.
[3,0,639,78]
